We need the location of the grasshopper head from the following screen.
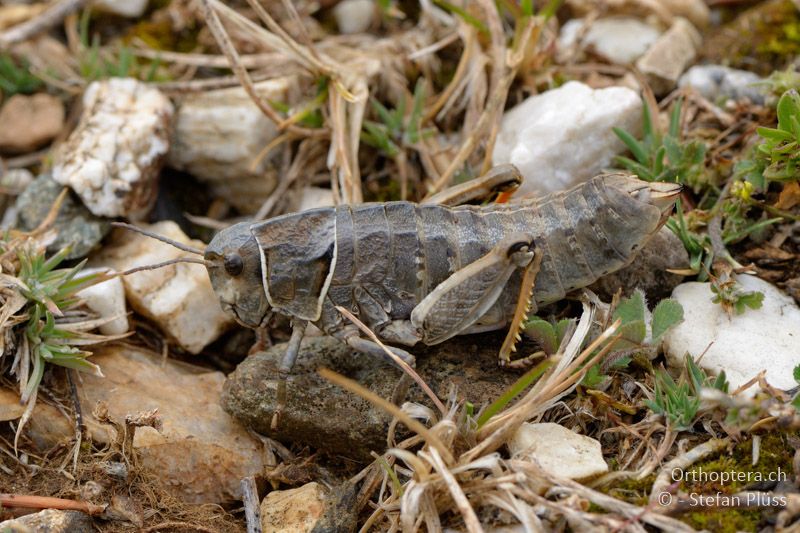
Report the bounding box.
[205,222,271,328]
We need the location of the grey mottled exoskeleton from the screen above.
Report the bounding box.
[203,165,681,407]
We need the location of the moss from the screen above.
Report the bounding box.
[126,18,200,53]
[678,432,797,532]
[682,508,761,533]
[603,473,655,506]
[600,432,796,531]
[702,0,800,75]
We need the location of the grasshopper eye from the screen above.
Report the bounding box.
[223,253,244,276]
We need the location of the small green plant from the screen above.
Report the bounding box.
[646,355,728,431]
[709,273,764,315]
[77,9,164,82]
[269,77,328,129]
[521,316,574,356]
[16,245,107,404]
[613,100,708,191]
[792,364,800,410]
[0,55,43,97]
[736,89,800,188]
[577,291,683,388]
[361,78,432,157]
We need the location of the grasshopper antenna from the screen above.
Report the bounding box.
[111,222,205,256]
[117,257,209,276]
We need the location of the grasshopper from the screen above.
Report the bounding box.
[199,165,679,395]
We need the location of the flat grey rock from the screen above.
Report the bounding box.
[222,335,523,461]
[15,174,110,260]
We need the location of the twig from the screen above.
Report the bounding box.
[241,476,262,533]
[0,0,89,50]
[0,493,105,515]
[649,437,730,504]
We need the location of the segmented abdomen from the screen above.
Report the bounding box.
[325,176,659,332]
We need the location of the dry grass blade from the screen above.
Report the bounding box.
[199,0,324,138]
[423,447,484,533]
[0,0,89,50]
[335,305,447,415]
[319,368,454,464]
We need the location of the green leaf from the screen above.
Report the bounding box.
[581,364,606,388]
[776,89,800,132]
[614,290,646,325]
[756,126,794,142]
[523,317,558,355]
[614,155,655,182]
[617,320,647,346]
[793,364,800,385]
[651,299,684,343]
[733,290,764,314]
[555,318,573,345]
[668,99,683,138]
[477,359,552,428]
[613,127,648,164]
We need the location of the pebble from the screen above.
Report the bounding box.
[52,78,173,219]
[508,422,608,481]
[168,79,293,214]
[334,0,375,34]
[558,17,661,65]
[678,65,766,105]
[76,268,129,336]
[79,345,268,504]
[14,174,110,260]
[492,81,642,197]
[0,93,64,153]
[223,335,521,460]
[93,0,149,18]
[0,509,93,533]
[635,18,702,95]
[662,274,800,392]
[90,221,233,353]
[260,482,329,533]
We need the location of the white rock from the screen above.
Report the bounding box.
[679,65,765,105]
[168,79,293,214]
[92,0,148,18]
[663,275,800,392]
[565,0,709,29]
[334,0,374,34]
[261,482,329,533]
[508,423,608,480]
[90,221,233,353]
[492,81,642,197]
[558,17,661,65]
[635,18,701,95]
[77,268,129,335]
[53,78,173,219]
